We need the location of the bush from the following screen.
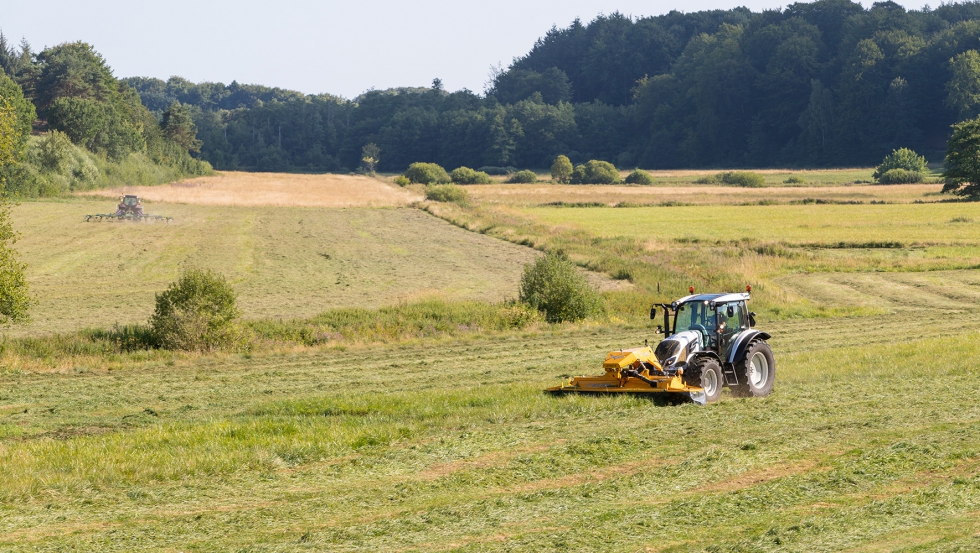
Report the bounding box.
[393,175,410,186]
[405,162,450,184]
[570,160,619,184]
[694,174,718,184]
[477,166,517,175]
[718,171,765,187]
[507,170,538,183]
[874,148,927,182]
[450,166,493,184]
[425,183,469,205]
[551,155,573,183]
[149,269,242,351]
[624,169,654,184]
[877,168,923,184]
[519,252,602,323]
[784,176,805,184]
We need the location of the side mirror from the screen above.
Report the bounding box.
[650,307,657,320]
[726,305,735,317]
[749,312,757,327]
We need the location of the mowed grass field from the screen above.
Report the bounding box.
[84,171,422,208]
[4,170,980,551]
[4,304,980,551]
[9,199,541,335]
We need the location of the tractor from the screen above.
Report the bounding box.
[115,195,144,218]
[84,195,172,222]
[547,287,774,404]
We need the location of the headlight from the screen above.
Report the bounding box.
[664,356,677,366]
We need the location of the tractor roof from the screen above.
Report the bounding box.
[676,292,750,304]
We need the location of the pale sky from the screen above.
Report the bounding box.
[0,0,934,99]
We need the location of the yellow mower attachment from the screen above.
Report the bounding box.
[546,346,708,405]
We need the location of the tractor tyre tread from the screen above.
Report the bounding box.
[683,357,723,404]
[731,340,775,398]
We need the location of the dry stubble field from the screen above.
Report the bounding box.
[4,171,980,551]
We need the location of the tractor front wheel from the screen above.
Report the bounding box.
[731,341,775,398]
[684,357,723,403]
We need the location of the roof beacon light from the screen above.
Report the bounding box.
[746,285,752,292]
[689,286,695,294]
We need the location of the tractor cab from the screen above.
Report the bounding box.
[665,292,753,358]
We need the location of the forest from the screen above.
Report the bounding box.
[8,0,980,176]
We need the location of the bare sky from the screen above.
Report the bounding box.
[1,0,933,99]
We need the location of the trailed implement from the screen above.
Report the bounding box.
[547,287,775,405]
[85,195,172,223]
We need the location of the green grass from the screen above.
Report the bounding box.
[2,309,980,550]
[9,199,541,335]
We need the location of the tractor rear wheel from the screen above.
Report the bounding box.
[731,341,775,398]
[684,357,723,403]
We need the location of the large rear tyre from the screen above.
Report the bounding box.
[731,341,775,398]
[684,357,723,404]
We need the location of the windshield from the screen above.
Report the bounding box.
[673,301,717,334]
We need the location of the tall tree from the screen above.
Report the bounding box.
[943,116,980,200]
[161,102,202,153]
[0,95,33,322]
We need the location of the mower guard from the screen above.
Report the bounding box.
[545,346,707,404]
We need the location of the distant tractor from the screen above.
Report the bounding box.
[85,195,172,223]
[116,195,144,217]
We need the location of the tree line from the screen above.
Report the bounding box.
[111,0,980,172]
[9,1,980,176]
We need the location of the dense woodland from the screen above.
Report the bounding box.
[0,38,209,196]
[8,0,980,176]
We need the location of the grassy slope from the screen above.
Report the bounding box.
[9,200,540,335]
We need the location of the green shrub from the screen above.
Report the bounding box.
[784,176,805,184]
[570,160,619,184]
[507,170,538,183]
[405,162,450,184]
[694,174,718,184]
[877,168,923,184]
[425,183,469,205]
[874,148,927,182]
[519,252,602,323]
[551,155,573,183]
[477,166,517,175]
[719,171,765,187]
[624,169,654,185]
[450,166,493,184]
[149,269,242,352]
